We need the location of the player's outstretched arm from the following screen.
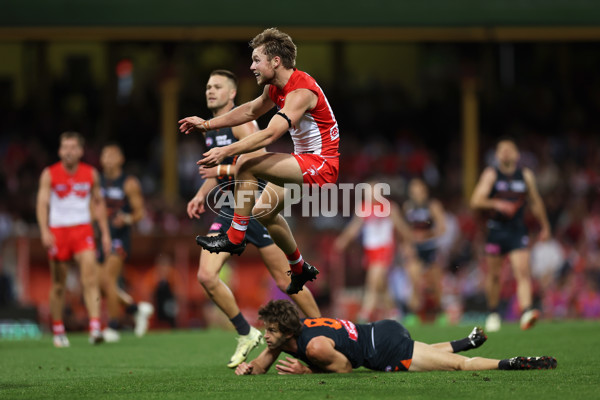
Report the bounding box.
[235,347,280,375]
[334,215,364,252]
[197,89,316,167]
[179,86,274,135]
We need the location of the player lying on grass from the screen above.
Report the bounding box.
[235,300,557,375]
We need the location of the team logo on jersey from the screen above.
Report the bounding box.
[330,125,339,140]
[205,137,213,147]
[496,181,509,191]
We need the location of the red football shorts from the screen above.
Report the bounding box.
[48,224,96,261]
[292,154,339,186]
[363,244,395,269]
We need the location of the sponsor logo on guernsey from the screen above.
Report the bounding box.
[496,181,509,191]
[216,135,232,146]
[106,187,125,200]
[511,181,527,192]
[338,319,358,341]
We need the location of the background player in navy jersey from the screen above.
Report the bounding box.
[98,143,154,343]
[180,28,341,295]
[471,138,551,332]
[235,300,556,375]
[401,178,446,322]
[187,70,320,368]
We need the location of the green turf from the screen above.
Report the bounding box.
[0,320,598,399]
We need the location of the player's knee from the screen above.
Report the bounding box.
[80,273,98,289]
[252,210,272,226]
[197,267,218,289]
[50,283,65,297]
[273,275,289,292]
[235,156,258,177]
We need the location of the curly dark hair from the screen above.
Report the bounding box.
[249,28,297,69]
[258,300,302,337]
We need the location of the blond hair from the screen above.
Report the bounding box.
[250,28,297,69]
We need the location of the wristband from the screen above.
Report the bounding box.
[217,165,221,176]
[227,165,231,176]
[199,120,211,132]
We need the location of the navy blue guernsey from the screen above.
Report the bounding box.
[405,201,434,231]
[100,173,132,237]
[487,167,527,230]
[289,318,373,369]
[204,126,237,188]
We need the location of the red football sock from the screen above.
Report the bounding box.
[287,248,305,274]
[89,318,101,333]
[227,213,250,244]
[53,321,65,336]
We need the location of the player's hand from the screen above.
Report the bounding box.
[494,199,520,218]
[197,147,228,168]
[40,229,55,250]
[101,232,112,256]
[199,166,219,179]
[276,357,309,375]
[178,116,208,135]
[538,225,551,242]
[187,195,206,219]
[235,362,254,375]
[112,212,131,229]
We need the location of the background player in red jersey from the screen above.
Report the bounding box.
[471,138,551,332]
[180,28,341,295]
[98,143,154,343]
[36,131,111,347]
[334,180,409,322]
[234,300,556,375]
[187,70,320,368]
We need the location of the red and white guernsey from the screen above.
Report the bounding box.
[268,69,339,157]
[48,162,94,228]
[360,202,394,250]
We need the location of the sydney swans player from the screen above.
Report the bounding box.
[180,28,340,295]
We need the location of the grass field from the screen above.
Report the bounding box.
[1,320,598,399]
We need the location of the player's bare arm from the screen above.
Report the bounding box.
[198,89,317,168]
[470,167,497,210]
[235,347,281,375]
[275,356,315,375]
[91,169,112,255]
[523,168,551,241]
[112,176,144,228]
[304,336,353,373]
[36,168,54,250]
[334,216,364,252]
[179,87,274,135]
[390,202,413,242]
[187,178,219,219]
[199,120,263,179]
[470,167,516,216]
[430,200,447,237]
